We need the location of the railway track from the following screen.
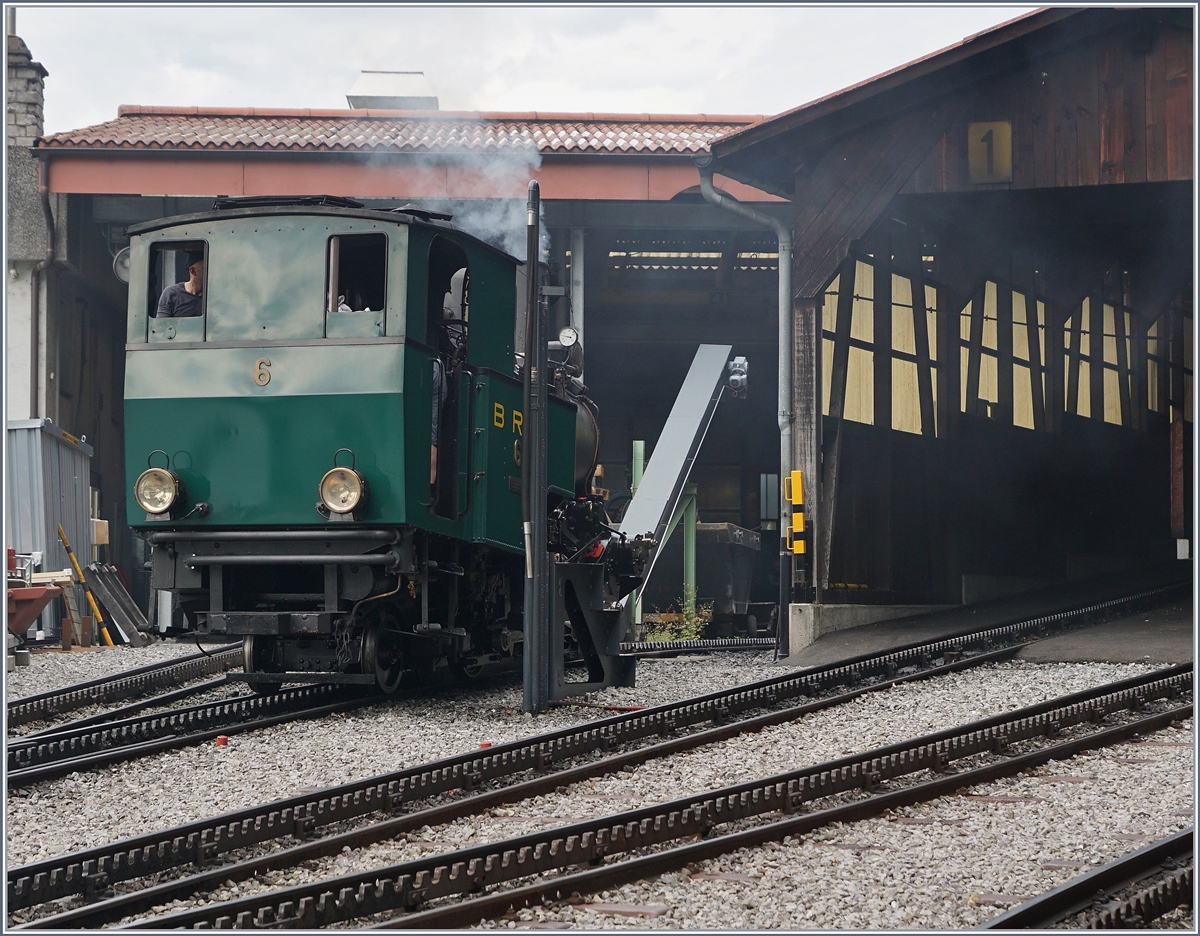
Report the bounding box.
[5,581,1187,926]
[30,665,1188,929]
[979,827,1194,929]
[6,682,372,784]
[6,643,242,728]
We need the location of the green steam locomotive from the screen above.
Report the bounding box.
[125,195,640,693]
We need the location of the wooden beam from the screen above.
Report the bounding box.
[1127,306,1147,430]
[936,283,957,438]
[826,257,856,422]
[1025,291,1047,431]
[1044,299,1064,433]
[874,249,892,430]
[1112,301,1133,427]
[1089,292,1105,422]
[1065,301,1083,417]
[964,287,985,418]
[996,282,1014,426]
[1169,301,1186,537]
[910,255,937,438]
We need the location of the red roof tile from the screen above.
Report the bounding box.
[39,107,763,156]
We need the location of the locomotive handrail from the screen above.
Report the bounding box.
[147,529,400,544]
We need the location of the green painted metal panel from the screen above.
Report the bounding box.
[125,343,406,400]
[126,392,407,528]
[125,218,408,345]
[465,248,519,375]
[469,374,526,551]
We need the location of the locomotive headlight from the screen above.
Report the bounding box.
[319,467,367,514]
[135,467,181,515]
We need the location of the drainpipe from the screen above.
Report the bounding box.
[29,153,54,418]
[693,155,795,641]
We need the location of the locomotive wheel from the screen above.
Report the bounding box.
[362,619,404,695]
[242,635,283,695]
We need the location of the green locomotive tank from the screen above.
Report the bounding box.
[125,196,629,693]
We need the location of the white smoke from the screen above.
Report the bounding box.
[368,144,550,260]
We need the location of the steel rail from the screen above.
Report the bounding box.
[15,645,1030,928]
[7,683,367,783]
[978,827,1194,929]
[376,708,1193,930]
[15,677,229,738]
[113,680,1192,930]
[1090,866,1193,928]
[5,581,1184,914]
[6,644,242,727]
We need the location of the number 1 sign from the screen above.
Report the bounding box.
[967,121,1013,184]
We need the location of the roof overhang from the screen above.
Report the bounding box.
[709,7,1191,196]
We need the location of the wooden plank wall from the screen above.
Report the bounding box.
[902,24,1192,194]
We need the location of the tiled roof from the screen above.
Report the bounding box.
[38,107,763,155]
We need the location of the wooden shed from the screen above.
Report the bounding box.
[709,8,1193,614]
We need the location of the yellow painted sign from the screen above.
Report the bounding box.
[967,121,1012,184]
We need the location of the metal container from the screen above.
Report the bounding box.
[5,419,93,637]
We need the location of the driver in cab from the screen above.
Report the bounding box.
[156,251,206,317]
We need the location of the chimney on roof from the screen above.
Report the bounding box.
[347,71,438,111]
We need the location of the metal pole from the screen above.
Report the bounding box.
[682,485,696,618]
[522,180,550,713]
[631,440,645,627]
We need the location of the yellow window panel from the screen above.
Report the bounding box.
[845,346,874,425]
[1103,304,1117,365]
[822,337,835,416]
[1103,367,1122,425]
[979,353,998,407]
[982,282,998,351]
[961,346,970,412]
[1014,363,1035,430]
[892,303,916,355]
[1077,361,1092,418]
[892,359,923,434]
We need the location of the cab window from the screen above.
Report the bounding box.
[148,241,206,342]
[326,233,387,338]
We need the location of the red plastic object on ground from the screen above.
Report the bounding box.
[7,586,62,636]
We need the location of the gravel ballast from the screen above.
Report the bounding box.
[5,647,1193,931]
[5,649,799,865]
[477,727,1192,930]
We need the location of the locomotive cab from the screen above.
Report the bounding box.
[125,196,612,692]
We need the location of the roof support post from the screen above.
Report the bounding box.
[694,155,806,646]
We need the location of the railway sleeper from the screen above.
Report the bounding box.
[110,692,1193,930]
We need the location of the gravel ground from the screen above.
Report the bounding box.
[5,639,220,698]
[481,725,1192,930]
[5,650,1192,931]
[5,649,799,865]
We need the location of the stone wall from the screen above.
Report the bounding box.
[7,34,49,263]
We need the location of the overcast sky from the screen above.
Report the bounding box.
[17,4,1037,137]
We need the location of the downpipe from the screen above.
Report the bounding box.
[694,155,795,644]
[30,153,54,419]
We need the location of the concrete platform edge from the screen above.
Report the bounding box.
[789,603,956,654]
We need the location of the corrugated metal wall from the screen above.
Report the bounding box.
[6,419,93,637]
